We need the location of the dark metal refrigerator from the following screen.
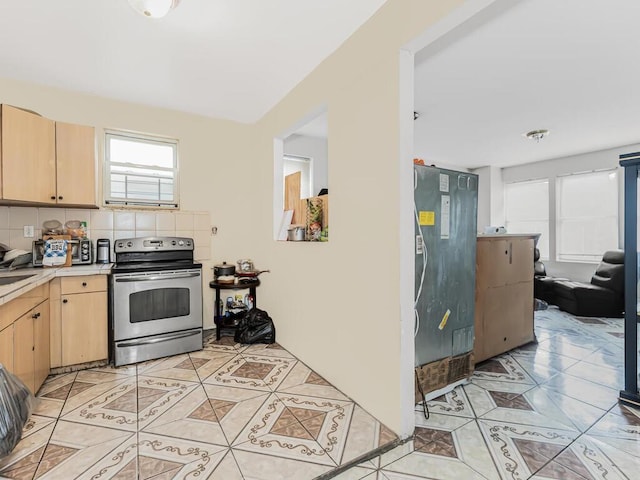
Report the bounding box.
[414,165,478,397]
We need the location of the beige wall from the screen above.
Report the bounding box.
[249,0,465,436]
[0,0,470,436]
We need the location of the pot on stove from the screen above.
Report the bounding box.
[214,261,235,278]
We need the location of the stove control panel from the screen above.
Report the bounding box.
[114,236,194,253]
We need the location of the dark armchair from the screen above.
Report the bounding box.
[533,248,566,304]
[553,250,625,317]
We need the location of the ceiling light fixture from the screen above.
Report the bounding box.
[524,129,550,142]
[127,0,181,19]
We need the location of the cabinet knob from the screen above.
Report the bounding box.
[32,313,37,319]
[58,196,63,200]
[63,299,68,304]
[82,282,87,287]
[50,195,56,200]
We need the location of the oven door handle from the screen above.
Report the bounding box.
[116,329,201,347]
[115,272,201,282]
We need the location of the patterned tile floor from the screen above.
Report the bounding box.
[329,306,640,480]
[0,336,396,480]
[2,306,640,479]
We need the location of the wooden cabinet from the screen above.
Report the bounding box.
[0,105,97,207]
[0,104,56,203]
[13,311,34,391]
[51,275,108,368]
[33,300,50,390]
[474,234,537,363]
[9,297,50,394]
[0,324,14,372]
[55,122,96,206]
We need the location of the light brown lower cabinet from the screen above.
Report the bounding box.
[33,300,51,390]
[0,324,13,371]
[474,234,536,363]
[51,275,108,368]
[12,299,50,394]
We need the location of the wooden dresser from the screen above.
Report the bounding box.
[474,234,538,363]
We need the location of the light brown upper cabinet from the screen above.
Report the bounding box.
[0,104,97,207]
[55,122,97,206]
[1,104,56,203]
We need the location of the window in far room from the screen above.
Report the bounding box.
[505,179,550,259]
[557,169,618,262]
[104,130,179,208]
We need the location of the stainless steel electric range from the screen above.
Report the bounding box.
[110,236,203,366]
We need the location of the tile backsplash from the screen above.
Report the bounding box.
[0,207,212,261]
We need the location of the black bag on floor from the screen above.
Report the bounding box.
[234,308,276,344]
[0,365,35,459]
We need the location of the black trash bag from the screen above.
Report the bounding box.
[234,308,276,344]
[0,365,36,459]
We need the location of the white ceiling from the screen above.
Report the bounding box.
[0,0,386,123]
[414,0,640,169]
[3,0,635,170]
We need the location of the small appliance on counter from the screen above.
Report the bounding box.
[32,238,92,266]
[96,239,111,263]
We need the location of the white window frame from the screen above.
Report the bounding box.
[504,178,550,259]
[104,130,179,208]
[556,168,619,263]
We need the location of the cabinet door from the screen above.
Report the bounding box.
[0,324,13,372]
[61,291,108,366]
[1,105,56,203]
[13,311,35,393]
[481,282,534,361]
[55,122,96,206]
[49,278,62,368]
[476,239,509,288]
[33,299,50,393]
[506,238,534,284]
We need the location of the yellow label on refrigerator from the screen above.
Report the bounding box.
[419,211,435,226]
[438,309,451,330]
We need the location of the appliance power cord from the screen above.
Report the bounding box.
[413,168,428,338]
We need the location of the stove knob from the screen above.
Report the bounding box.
[127,241,133,247]
[178,240,184,246]
[171,240,177,246]
[117,242,123,248]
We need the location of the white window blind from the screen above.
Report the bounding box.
[557,169,618,262]
[104,131,179,208]
[505,179,550,259]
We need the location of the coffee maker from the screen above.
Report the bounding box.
[96,239,111,263]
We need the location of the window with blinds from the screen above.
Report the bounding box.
[504,179,550,259]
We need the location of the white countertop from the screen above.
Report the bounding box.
[0,264,112,306]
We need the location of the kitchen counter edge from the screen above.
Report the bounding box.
[0,264,113,305]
